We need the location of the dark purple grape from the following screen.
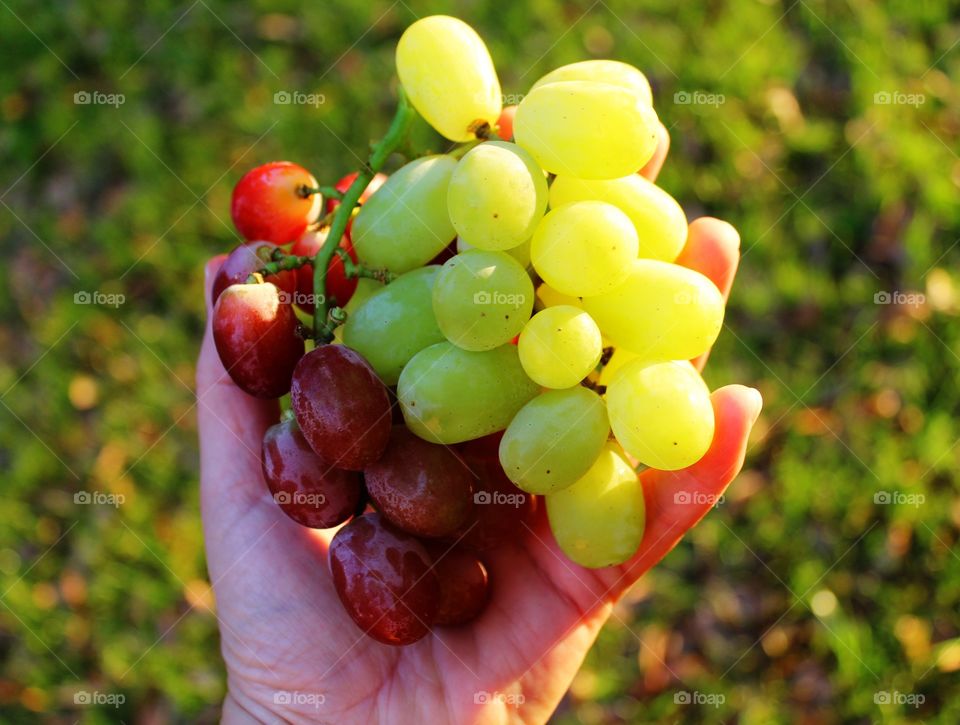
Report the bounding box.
[455,433,537,551]
[329,513,439,645]
[212,241,297,305]
[212,282,304,398]
[426,544,490,626]
[261,418,363,528]
[364,426,473,538]
[291,346,391,471]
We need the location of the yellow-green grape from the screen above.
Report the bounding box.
[457,236,532,269]
[531,59,653,106]
[499,387,610,494]
[332,279,382,344]
[607,359,714,470]
[341,267,445,385]
[398,342,539,443]
[583,259,724,360]
[447,141,548,250]
[550,174,687,262]
[531,201,638,297]
[598,347,637,387]
[536,283,583,310]
[352,155,456,274]
[518,306,602,389]
[546,444,645,568]
[514,81,659,179]
[432,250,534,351]
[396,15,502,142]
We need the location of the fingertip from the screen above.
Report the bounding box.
[639,122,670,181]
[689,216,740,252]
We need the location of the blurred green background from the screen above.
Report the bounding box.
[1,0,958,722]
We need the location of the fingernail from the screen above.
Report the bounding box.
[745,387,763,424]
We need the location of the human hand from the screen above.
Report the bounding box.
[197,124,762,724]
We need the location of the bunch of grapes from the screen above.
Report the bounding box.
[210,15,732,646]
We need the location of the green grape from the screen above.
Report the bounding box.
[607,360,714,470]
[432,250,534,351]
[352,155,457,274]
[550,174,687,262]
[536,282,583,310]
[333,278,383,345]
[398,342,539,444]
[531,201,638,297]
[458,236,531,269]
[499,387,610,494]
[546,444,645,568]
[447,141,548,250]
[341,267,446,385]
[531,60,653,107]
[518,306,602,389]
[396,15,501,142]
[514,81,659,179]
[583,259,723,361]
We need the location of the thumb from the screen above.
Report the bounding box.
[196,257,281,526]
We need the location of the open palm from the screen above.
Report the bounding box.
[197,130,762,724]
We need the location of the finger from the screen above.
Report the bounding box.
[675,217,741,371]
[612,384,762,589]
[196,257,281,515]
[639,122,670,182]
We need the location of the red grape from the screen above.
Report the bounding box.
[329,513,439,645]
[325,171,388,216]
[291,346,391,470]
[261,418,363,528]
[364,426,473,538]
[496,105,517,141]
[454,433,537,551]
[231,161,321,243]
[212,241,297,305]
[212,283,304,398]
[425,544,490,626]
[290,228,356,310]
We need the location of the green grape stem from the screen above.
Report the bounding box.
[334,248,397,284]
[313,87,416,341]
[246,252,312,283]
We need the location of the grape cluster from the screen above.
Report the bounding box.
[210,15,733,646]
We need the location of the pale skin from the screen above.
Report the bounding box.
[197,125,763,724]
